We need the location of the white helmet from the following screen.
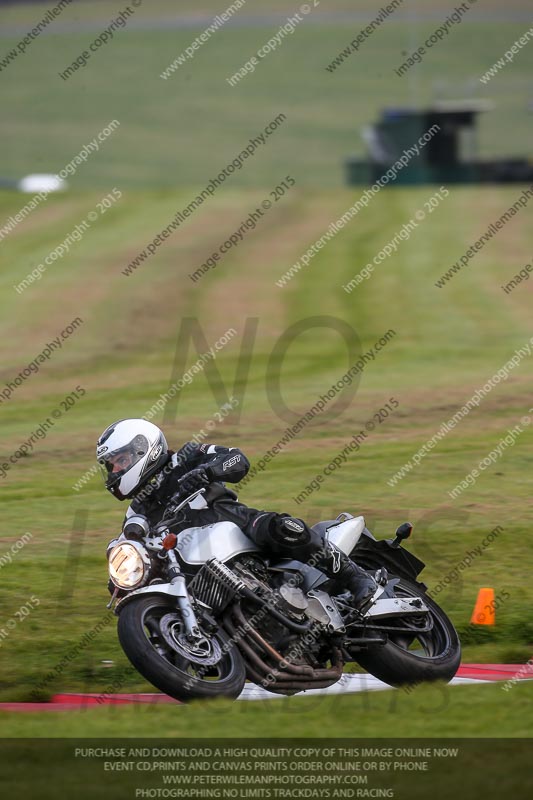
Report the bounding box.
[96,419,168,500]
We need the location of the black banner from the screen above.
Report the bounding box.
[0,739,530,799]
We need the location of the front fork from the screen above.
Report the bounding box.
[166,548,203,641]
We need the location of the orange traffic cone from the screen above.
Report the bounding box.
[470,588,495,625]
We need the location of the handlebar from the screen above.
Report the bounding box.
[173,486,206,512]
[162,487,206,522]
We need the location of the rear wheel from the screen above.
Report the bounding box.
[117,596,246,702]
[356,577,461,686]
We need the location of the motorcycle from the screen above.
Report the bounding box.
[106,488,461,701]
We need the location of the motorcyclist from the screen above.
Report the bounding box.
[97,418,379,609]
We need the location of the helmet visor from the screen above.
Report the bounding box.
[98,434,150,488]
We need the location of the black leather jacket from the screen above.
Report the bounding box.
[123,442,250,529]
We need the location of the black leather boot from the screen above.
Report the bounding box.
[312,540,378,609]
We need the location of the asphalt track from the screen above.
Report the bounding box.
[1,665,530,712]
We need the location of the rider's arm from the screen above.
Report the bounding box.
[119,505,150,539]
[173,442,250,484]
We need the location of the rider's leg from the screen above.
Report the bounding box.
[247,512,378,609]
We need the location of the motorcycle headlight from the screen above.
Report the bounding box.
[108,541,151,590]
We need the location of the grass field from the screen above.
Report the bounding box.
[1,0,532,740]
[1,682,532,737]
[1,1,533,187]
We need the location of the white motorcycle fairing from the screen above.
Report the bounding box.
[325,516,365,555]
[177,521,259,565]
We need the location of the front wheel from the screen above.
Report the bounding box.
[117,596,246,702]
[356,577,461,687]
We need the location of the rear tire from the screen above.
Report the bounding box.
[356,578,461,687]
[117,596,246,702]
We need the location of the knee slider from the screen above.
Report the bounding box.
[273,516,311,547]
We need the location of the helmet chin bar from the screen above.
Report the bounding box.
[106,469,126,489]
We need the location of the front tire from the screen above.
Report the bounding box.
[356,577,461,687]
[117,596,246,702]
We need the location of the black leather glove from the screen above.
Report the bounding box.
[179,466,211,494]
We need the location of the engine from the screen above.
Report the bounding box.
[187,557,343,693]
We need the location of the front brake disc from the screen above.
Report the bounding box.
[159,613,222,665]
